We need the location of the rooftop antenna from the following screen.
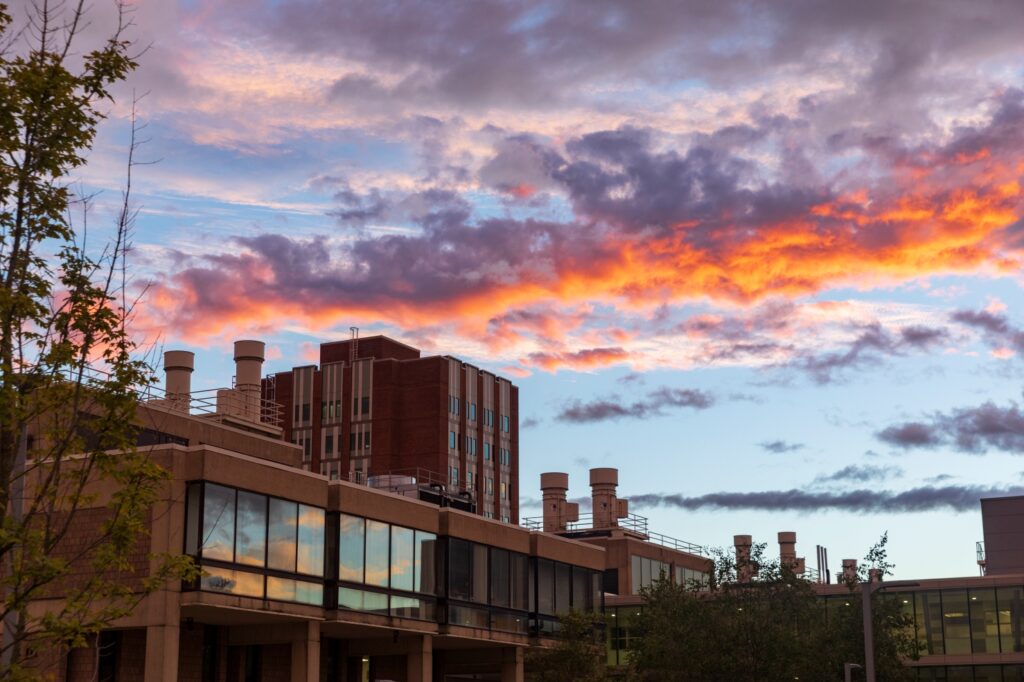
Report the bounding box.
[350,326,359,364]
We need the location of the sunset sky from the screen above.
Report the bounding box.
[54,0,1024,578]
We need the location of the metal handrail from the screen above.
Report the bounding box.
[520,512,707,557]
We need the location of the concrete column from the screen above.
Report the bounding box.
[501,647,524,682]
[406,634,433,682]
[144,624,180,682]
[291,621,320,682]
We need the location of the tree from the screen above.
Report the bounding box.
[526,610,607,682]
[628,538,918,681]
[0,2,194,677]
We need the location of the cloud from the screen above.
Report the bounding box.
[520,417,540,430]
[556,387,715,424]
[812,464,903,484]
[525,347,629,372]
[878,401,1024,454]
[793,323,949,384]
[953,308,1024,355]
[759,440,805,454]
[628,485,1024,513]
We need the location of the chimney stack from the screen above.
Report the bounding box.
[735,534,754,583]
[163,350,195,413]
[842,559,859,583]
[234,340,265,421]
[540,472,579,532]
[778,531,806,575]
[590,467,628,529]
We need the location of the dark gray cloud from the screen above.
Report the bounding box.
[759,440,805,454]
[794,323,949,384]
[812,464,903,485]
[952,308,1024,354]
[878,402,1024,454]
[556,386,714,423]
[520,417,540,430]
[628,485,1024,513]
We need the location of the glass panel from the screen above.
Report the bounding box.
[471,543,488,604]
[945,668,972,682]
[449,604,489,628]
[339,514,365,583]
[999,587,1024,653]
[970,588,1000,654]
[338,587,389,615]
[537,559,554,615]
[201,484,235,561]
[391,595,435,620]
[942,590,971,655]
[1004,665,1024,682]
[492,611,528,633]
[185,483,200,555]
[200,565,263,598]
[555,563,572,613]
[974,666,1004,682]
[490,548,510,608]
[918,591,945,655]
[266,577,323,606]
[510,553,528,611]
[365,520,390,587]
[449,539,472,601]
[390,526,415,592]
[267,498,298,572]
[234,491,267,567]
[631,555,642,595]
[572,567,590,611]
[414,531,436,595]
[297,505,325,576]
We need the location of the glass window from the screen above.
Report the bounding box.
[449,604,489,628]
[537,559,555,616]
[202,484,236,562]
[943,590,971,655]
[338,587,389,615]
[917,591,945,655]
[185,483,200,556]
[391,526,415,592]
[391,595,435,621]
[201,565,263,598]
[631,555,642,595]
[365,520,390,587]
[266,577,323,606]
[998,586,1024,653]
[414,531,436,595]
[555,563,572,613]
[267,498,297,572]
[572,567,591,611]
[974,666,1003,682]
[339,514,365,582]
[970,588,1000,653]
[472,543,488,604]
[490,548,510,607]
[510,553,528,611]
[297,505,325,576]
[450,539,472,601]
[234,491,267,567]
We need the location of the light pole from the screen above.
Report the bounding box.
[862,579,919,682]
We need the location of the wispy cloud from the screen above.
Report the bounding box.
[878,401,1024,453]
[812,464,903,485]
[556,387,714,424]
[759,440,805,454]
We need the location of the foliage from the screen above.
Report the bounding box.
[526,610,607,682]
[0,2,196,677]
[627,538,919,681]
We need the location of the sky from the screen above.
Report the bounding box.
[32,0,1024,579]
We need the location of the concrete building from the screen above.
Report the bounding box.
[266,335,518,523]
[31,342,599,682]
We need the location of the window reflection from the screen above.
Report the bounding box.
[297,505,324,576]
[390,526,414,592]
[268,498,297,572]
[414,531,436,595]
[267,576,323,606]
[365,520,390,587]
[200,565,263,598]
[202,484,235,561]
[235,491,267,567]
[999,587,1024,653]
[970,588,999,654]
[339,514,365,582]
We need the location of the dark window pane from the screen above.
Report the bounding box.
[391,595,435,620]
[185,482,200,555]
[297,505,325,576]
[472,543,488,604]
[942,590,970,655]
[538,559,555,616]
[917,591,944,655]
[490,548,510,607]
[999,586,1024,653]
[555,563,572,613]
[970,588,999,653]
[365,520,390,587]
[339,514,365,582]
[235,491,267,567]
[268,498,298,572]
[415,531,437,595]
[510,553,528,611]
[449,539,472,601]
[202,484,235,562]
[572,567,590,611]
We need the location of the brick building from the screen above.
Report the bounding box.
[265,335,519,523]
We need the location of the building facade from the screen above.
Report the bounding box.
[266,335,519,523]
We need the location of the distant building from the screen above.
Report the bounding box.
[265,334,519,523]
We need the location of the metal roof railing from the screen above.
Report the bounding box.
[520,511,707,557]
